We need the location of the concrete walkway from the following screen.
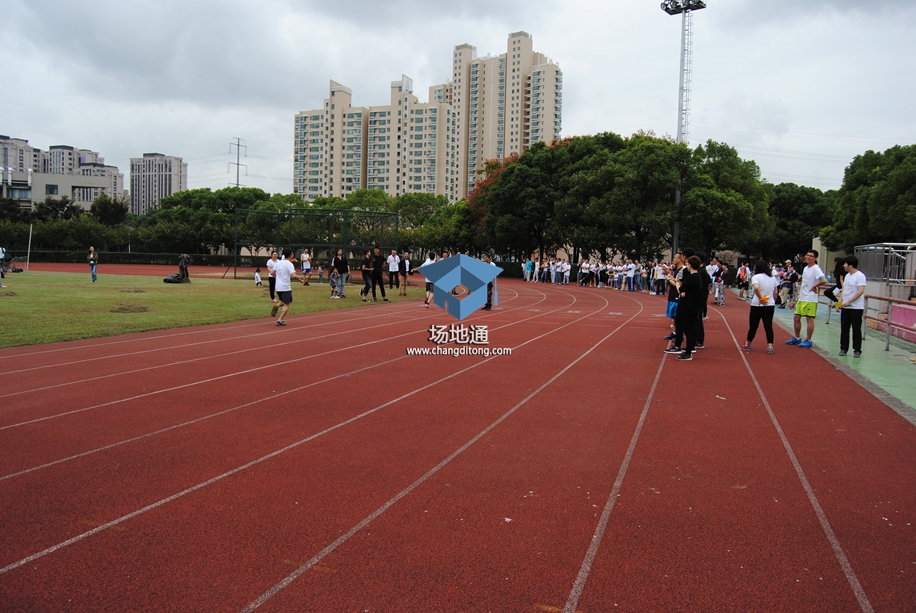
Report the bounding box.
[728,290,916,424]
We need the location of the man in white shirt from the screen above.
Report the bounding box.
[273,248,306,326]
[626,259,636,291]
[387,250,400,290]
[838,255,867,357]
[416,252,436,308]
[786,250,827,348]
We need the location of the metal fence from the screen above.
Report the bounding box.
[855,243,916,285]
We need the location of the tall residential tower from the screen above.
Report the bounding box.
[293,31,562,202]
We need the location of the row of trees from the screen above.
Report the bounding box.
[1,135,911,261]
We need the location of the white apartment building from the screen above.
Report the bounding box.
[130,153,188,215]
[293,31,561,202]
[1,136,125,209]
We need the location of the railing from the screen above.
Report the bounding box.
[864,294,916,351]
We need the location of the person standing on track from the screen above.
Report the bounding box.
[481,254,496,311]
[673,255,703,361]
[273,248,305,326]
[786,250,827,348]
[369,246,389,302]
[837,255,866,358]
[740,260,778,354]
[415,251,436,308]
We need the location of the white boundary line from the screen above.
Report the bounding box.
[0,284,520,362]
[0,288,522,377]
[0,287,555,475]
[563,353,666,613]
[0,289,535,429]
[0,286,594,576]
[239,295,643,612]
[713,306,875,613]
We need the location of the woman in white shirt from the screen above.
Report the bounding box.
[741,260,779,354]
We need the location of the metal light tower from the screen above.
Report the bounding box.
[661,0,705,256]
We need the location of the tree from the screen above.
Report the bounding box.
[0,197,31,223]
[89,193,129,226]
[821,144,916,252]
[749,183,834,261]
[562,133,689,262]
[680,140,769,257]
[33,196,84,221]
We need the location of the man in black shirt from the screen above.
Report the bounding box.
[369,247,389,302]
[359,249,372,302]
[694,251,710,349]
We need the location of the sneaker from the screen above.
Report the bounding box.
[740,342,752,351]
[694,344,705,349]
[276,321,287,326]
[766,347,774,355]
[425,303,430,308]
[664,347,683,354]
[854,351,862,358]
[676,352,693,361]
[785,337,801,345]
[339,295,346,298]
[270,304,278,317]
[663,333,676,341]
[799,340,813,348]
[838,350,847,357]
[383,298,390,302]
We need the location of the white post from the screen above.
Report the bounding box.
[26,224,33,271]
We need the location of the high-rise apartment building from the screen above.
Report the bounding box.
[293,31,561,202]
[130,153,188,215]
[0,136,125,209]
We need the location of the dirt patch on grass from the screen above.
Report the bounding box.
[110,304,149,313]
[0,291,17,297]
[119,288,146,293]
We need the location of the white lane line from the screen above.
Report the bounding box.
[0,290,556,476]
[0,286,520,363]
[0,356,404,482]
[0,289,594,576]
[713,307,875,613]
[240,296,641,612]
[564,354,666,613]
[0,290,539,429]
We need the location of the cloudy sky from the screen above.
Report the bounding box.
[3,0,914,196]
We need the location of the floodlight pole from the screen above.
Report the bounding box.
[661,0,705,256]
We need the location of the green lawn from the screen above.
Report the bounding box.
[0,272,423,349]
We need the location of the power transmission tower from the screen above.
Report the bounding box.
[229,137,247,188]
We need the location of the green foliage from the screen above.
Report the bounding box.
[821,144,916,251]
[1,197,31,223]
[33,196,84,221]
[679,140,769,257]
[748,183,835,260]
[89,193,129,226]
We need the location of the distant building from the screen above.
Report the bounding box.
[292,31,562,202]
[130,153,188,215]
[0,136,125,210]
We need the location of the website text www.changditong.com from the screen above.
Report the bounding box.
[405,346,512,358]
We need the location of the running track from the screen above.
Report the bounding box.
[1,279,914,612]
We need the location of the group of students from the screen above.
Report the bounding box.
[658,248,867,360]
[258,247,415,326]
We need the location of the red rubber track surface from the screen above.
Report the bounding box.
[1,281,914,612]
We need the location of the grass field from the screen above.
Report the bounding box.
[0,272,423,349]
